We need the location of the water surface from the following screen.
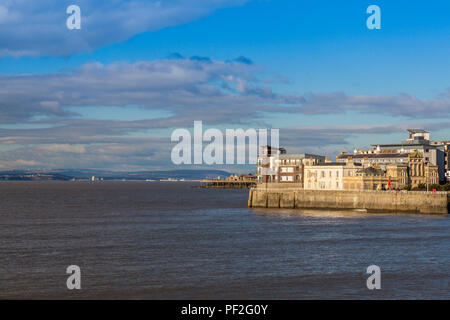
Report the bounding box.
[0,181,448,299]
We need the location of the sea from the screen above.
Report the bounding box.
[0,181,448,299]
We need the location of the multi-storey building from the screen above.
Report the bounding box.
[443,141,450,182]
[343,165,409,191]
[340,152,438,191]
[256,145,286,183]
[386,164,409,188]
[343,166,390,191]
[336,152,409,166]
[337,129,446,183]
[256,146,325,184]
[407,150,439,187]
[277,154,325,183]
[256,129,446,190]
[303,161,362,190]
[372,129,445,183]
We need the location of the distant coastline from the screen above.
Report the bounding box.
[0,169,230,182]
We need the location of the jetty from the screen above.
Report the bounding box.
[199,179,256,189]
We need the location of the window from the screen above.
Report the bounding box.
[281,176,294,182]
[321,171,325,178]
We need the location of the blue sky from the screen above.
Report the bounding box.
[0,0,449,171]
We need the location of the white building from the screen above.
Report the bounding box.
[256,145,286,183]
[304,162,361,190]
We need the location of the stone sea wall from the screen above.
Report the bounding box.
[248,187,449,215]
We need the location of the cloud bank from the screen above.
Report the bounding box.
[0,56,449,170]
[0,0,248,57]
[1,57,449,125]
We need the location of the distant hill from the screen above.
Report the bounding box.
[0,171,72,181]
[0,169,230,181]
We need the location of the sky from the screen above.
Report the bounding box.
[0,0,449,172]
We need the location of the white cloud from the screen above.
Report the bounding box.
[0,57,299,124]
[0,54,449,170]
[0,0,249,57]
[38,144,86,154]
[0,58,448,127]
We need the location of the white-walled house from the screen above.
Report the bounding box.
[304,162,361,190]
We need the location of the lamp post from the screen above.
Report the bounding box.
[426,161,429,192]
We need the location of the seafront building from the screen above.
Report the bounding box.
[256,145,286,183]
[277,153,325,183]
[343,165,406,191]
[337,129,446,183]
[444,141,450,182]
[256,129,444,191]
[256,145,324,183]
[303,161,362,190]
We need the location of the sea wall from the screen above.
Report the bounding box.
[248,187,449,215]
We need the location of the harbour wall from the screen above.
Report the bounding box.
[248,186,449,215]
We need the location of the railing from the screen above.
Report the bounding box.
[251,187,449,194]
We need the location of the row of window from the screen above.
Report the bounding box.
[276,159,302,164]
[280,176,294,182]
[306,170,341,178]
[306,181,340,189]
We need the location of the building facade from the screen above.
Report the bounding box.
[407,150,439,187]
[277,153,325,184]
[337,129,446,183]
[256,146,325,184]
[371,129,445,183]
[303,162,362,190]
[343,167,390,191]
[443,141,450,182]
[256,145,286,183]
[255,129,445,190]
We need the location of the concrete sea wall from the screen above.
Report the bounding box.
[248,187,449,215]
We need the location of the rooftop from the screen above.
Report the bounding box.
[306,162,362,167]
[373,141,431,147]
[407,129,429,134]
[278,153,325,160]
[356,167,385,176]
[337,153,408,159]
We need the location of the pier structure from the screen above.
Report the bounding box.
[248,184,449,214]
[200,179,256,189]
